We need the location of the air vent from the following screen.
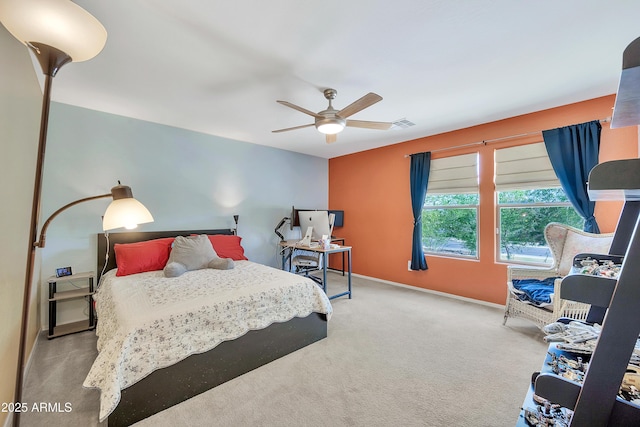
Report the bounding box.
[391,118,415,129]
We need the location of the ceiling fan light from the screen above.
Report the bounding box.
[316,117,346,135]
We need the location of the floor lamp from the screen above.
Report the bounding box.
[0,1,109,426]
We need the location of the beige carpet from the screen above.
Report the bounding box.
[21,273,547,426]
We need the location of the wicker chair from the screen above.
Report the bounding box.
[503,222,614,330]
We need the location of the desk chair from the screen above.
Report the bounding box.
[292,252,323,286]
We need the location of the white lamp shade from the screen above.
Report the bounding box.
[102,198,154,231]
[0,0,107,62]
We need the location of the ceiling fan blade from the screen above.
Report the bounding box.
[346,119,392,130]
[276,100,321,118]
[272,123,315,133]
[337,92,383,118]
[326,134,337,144]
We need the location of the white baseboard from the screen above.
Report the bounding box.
[24,331,44,375]
[351,273,505,309]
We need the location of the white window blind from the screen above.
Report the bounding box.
[494,142,560,191]
[427,153,478,194]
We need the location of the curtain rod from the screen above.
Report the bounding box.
[404,117,611,157]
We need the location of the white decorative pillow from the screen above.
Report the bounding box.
[163,235,234,277]
[558,233,613,275]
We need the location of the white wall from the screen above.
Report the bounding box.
[0,26,43,426]
[38,103,328,327]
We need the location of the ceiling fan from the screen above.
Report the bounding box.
[273,88,392,143]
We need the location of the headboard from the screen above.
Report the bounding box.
[96,228,234,281]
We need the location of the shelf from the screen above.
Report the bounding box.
[47,271,95,284]
[612,36,640,129]
[48,320,95,339]
[49,287,93,301]
[520,151,640,423]
[518,344,640,426]
[48,272,95,339]
[588,159,640,201]
[559,274,617,307]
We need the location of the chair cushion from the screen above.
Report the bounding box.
[558,232,613,275]
[511,277,560,306]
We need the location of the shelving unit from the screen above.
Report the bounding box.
[47,271,95,339]
[518,159,640,425]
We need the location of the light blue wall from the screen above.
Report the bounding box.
[39,103,328,326]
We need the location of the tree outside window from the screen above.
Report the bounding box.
[422,193,479,258]
[497,188,583,264]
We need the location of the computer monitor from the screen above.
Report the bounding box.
[290,205,344,229]
[298,210,334,241]
[290,206,313,229]
[328,210,344,227]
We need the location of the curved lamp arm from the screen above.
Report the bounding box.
[36,193,111,248]
[35,184,154,248]
[274,217,289,241]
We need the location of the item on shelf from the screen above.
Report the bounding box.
[544,348,640,405]
[542,320,640,365]
[523,402,572,427]
[620,365,640,404]
[542,321,601,344]
[56,266,72,277]
[576,257,622,278]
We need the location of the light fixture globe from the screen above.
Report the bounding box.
[0,0,107,62]
[315,114,346,135]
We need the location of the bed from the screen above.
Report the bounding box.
[83,229,332,426]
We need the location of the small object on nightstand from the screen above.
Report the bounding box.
[47,271,95,339]
[56,266,72,277]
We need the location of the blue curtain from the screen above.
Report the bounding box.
[410,152,431,270]
[542,120,601,233]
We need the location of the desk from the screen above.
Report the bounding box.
[279,240,352,300]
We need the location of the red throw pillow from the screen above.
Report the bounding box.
[114,237,175,276]
[202,234,248,260]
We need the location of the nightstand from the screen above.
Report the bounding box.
[47,271,96,339]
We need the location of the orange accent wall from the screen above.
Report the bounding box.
[329,95,638,305]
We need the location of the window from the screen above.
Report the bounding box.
[422,153,479,258]
[495,143,583,265]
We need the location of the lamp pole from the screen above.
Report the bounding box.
[14,43,71,427]
[1,3,107,425]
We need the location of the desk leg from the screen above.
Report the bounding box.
[281,246,286,270]
[282,244,293,271]
[323,254,327,294]
[281,245,293,272]
[48,282,56,337]
[348,248,352,299]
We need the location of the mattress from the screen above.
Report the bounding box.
[83,260,332,421]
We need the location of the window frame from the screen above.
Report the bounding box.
[421,152,480,260]
[422,194,480,260]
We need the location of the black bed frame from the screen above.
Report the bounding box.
[96,229,328,426]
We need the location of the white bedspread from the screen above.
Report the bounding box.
[83,261,332,421]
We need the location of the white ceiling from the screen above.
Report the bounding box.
[33,0,640,159]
